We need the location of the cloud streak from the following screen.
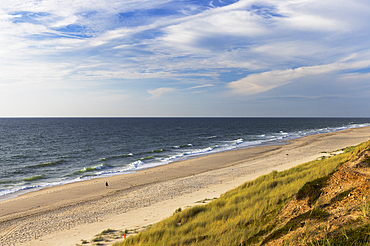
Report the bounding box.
[227,64,336,96]
[147,87,176,99]
[228,59,370,96]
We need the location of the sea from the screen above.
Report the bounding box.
[1,117,370,201]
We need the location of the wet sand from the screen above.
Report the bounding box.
[1,126,370,246]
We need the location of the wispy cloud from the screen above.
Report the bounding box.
[227,59,370,96]
[187,84,214,90]
[227,64,335,96]
[147,87,176,99]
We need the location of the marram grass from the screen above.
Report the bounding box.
[113,140,370,246]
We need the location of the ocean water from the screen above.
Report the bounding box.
[1,117,369,200]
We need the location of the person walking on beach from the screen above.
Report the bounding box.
[106,181,108,188]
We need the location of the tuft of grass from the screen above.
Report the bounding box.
[173,207,182,214]
[91,236,103,242]
[100,228,115,235]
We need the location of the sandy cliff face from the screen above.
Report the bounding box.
[262,149,370,245]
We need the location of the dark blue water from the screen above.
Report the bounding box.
[1,118,369,199]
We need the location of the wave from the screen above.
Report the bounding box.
[36,160,65,168]
[139,156,154,161]
[129,160,145,169]
[74,164,107,174]
[99,153,133,161]
[234,138,244,144]
[0,180,15,184]
[94,160,146,176]
[248,123,370,145]
[96,143,242,175]
[12,154,27,159]
[0,185,42,197]
[172,144,193,149]
[150,149,165,153]
[0,176,92,198]
[23,175,45,182]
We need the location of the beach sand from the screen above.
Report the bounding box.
[1,126,370,246]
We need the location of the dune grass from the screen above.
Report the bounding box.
[113,141,370,246]
[309,223,370,246]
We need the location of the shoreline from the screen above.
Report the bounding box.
[1,126,370,245]
[2,122,368,202]
[0,142,284,203]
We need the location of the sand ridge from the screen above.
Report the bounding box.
[1,127,370,246]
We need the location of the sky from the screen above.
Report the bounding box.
[0,0,370,117]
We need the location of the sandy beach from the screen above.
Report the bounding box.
[1,126,370,246]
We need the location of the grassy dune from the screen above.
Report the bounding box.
[113,141,370,246]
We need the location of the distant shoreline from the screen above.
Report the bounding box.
[1,126,370,245]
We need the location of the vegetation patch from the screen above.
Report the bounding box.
[196,198,216,203]
[296,175,331,206]
[245,224,276,245]
[337,189,354,202]
[261,209,330,244]
[310,223,370,245]
[100,228,115,235]
[242,198,292,244]
[91,236,104,242]
[173,207,182,214]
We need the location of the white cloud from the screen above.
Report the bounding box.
[227,59,370,96]
[147,87,176,99]
[284,14,341,31]
[161,8,267,53]
[187,84,214,90]
[253,41,325,58]
[227,65,327,96]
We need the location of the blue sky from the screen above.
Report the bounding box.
[1,0,370,117]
